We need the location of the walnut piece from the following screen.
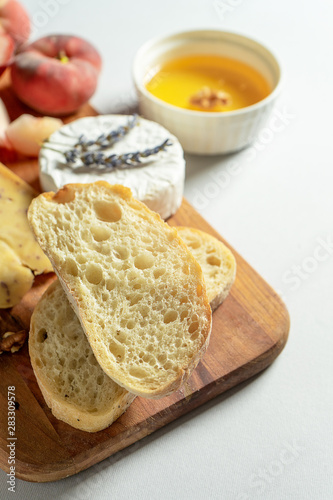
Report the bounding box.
[0,330,27,354]
[189,86,231,109]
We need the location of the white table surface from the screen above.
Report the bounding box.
[1,0,332,499]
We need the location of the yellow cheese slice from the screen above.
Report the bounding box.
[0,163,53,307]
[0,241,34,308]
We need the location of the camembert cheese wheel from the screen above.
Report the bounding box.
[39,115,185,220]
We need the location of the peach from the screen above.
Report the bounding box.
[0,113,63,158]
[6,114,63,156]
[0,0,30,46]
[11,34,102,115]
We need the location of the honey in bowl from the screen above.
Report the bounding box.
[145,54,271,112]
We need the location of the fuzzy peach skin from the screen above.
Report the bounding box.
[0,0,30,46]
[10,35,102,116]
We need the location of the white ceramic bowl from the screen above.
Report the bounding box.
[133,29,282,155]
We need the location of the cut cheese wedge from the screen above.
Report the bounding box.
[0,163,52,308]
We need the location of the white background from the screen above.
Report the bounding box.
[1,0,333,499]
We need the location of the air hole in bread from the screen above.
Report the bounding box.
[129,294,141,306]
[164,361,173,370]
[153,268,166,279]
[96,375,104,385]
[163,310,178,324]
[37,328,48,343]
[190,331,200,340]
[127,320,135,330]
[105,278,115,291]
[197,284,203,297]
[65,258,78,277]
[94,200,122,223]
[134,253,154,270]
[88,353,96,365]
[180,310,188,321]
[188,321,199,334]
[67,243,74,253]
[133,283,141,290]
[187,239,200,249]
[158,353,167,364]
[102,292,108,302]
[114,246,129,260]
[140,306,149,318]
[77,357,85,369]
[77,254,87,264]
[85,263,103,285]
[69,359,77,370]
[91,225,111,242]
[116,332,127,343]
[109,339,125,361]
[35,357,43,367]
[207,255,221,266]
[130,366,148,379]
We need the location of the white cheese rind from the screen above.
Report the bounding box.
[39,115,185,220]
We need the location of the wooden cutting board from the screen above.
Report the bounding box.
[0,72,289,482]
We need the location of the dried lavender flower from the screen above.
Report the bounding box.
[73,114,138,151]
[75,139,172,169]
[42,115,172,172]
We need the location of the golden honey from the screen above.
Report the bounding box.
[145,54,271,112]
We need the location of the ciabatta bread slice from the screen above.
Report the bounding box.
[29,231,230,431]
[176,227,236,311]
[29,280,135,432]
[28,182,212,398]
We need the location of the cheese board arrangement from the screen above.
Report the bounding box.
[0,1,288,484]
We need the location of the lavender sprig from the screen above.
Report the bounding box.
[65,139,172,169]
[73,114,138,151]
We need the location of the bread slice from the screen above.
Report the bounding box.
[176,227,236,311]
[29,232,231,431]
[29,280,135,432]
[28,182,212,399]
